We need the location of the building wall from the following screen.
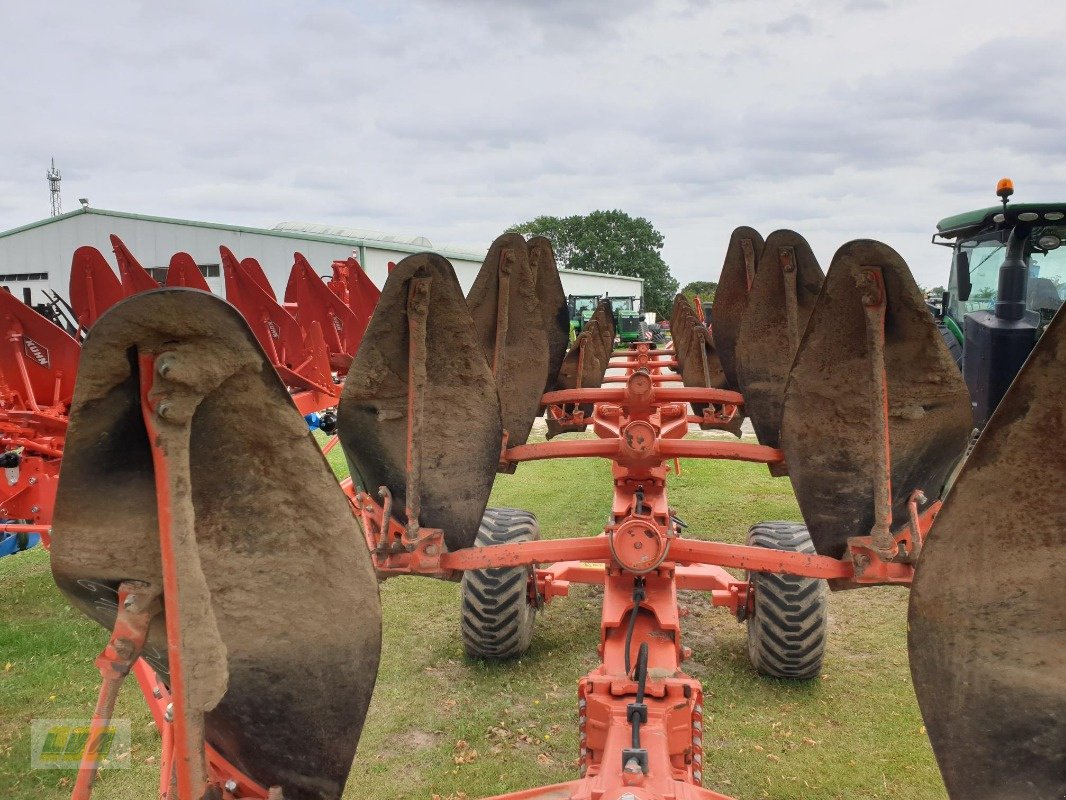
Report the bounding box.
[0,209,643,306]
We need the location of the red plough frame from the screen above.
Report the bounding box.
[352,342,935,800]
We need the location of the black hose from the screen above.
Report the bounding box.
[623,577,646,675]
[631,642,649,749]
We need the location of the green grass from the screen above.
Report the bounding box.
[0,443,946,799]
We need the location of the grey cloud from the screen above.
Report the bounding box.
[2,0,1064,291]
[843,0,889,11]
[765,13,814,35]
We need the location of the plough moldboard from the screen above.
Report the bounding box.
[4,226,1059,800]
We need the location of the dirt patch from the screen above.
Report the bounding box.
[396,730,442,752]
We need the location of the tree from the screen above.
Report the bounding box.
[681,280,717,303]
[508,210,679,318]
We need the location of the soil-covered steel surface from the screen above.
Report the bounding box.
[735,230,825,449]
[779,240,971,561]
[910,302,1066,800]
[527,236,571,392]
[51,289,381,800]
[467,233,550,449]
[341,253,503,552]
[711,226,763,390]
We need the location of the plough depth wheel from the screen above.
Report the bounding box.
[460,507,540,661]
[745,522,828,680]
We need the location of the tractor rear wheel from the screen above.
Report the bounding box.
[460,507,539,660]
[938,322,963,370]
[745,522,828,680]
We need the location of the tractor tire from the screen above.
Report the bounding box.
[938,322,963,371]
[460,507,540,661]
[745,522,828,680]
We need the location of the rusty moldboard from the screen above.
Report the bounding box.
[711,226,764,390]
[735,230,825,449]
[50,289,381,800]
[670,294,732,430]
[527,236,571,392]
[340,253,503,551]
[909,302,1066,800]
[779,240,972,562]
[467,233,551,451]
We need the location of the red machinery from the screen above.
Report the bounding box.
[45,230,1060,800]
[352,342,933,800]
[0,236,380,549]
[0,287,80,546]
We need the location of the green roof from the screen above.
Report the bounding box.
[935,202,1066,239]
[0,207,641,284]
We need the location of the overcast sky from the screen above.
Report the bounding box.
[2,0,1063,288]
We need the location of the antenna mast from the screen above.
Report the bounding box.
[47,158,62,216]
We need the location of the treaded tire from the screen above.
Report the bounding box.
[745,522,828,680]
[938,322,963,371]
[461,507,539,660]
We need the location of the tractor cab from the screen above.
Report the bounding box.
[933,179,1066,426]
[606,295,644,343]
[566,294,601,338]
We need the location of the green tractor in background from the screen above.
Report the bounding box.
[606,295,644,344]
[932,178,1066,427]
[567,294,602,341]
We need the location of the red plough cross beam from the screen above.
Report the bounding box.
[349,343,932,800]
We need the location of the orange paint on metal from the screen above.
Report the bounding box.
[137,353,203,800]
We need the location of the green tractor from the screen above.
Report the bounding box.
[933,178,1066,427]
[566,294,602,341]
[606,295,644,344]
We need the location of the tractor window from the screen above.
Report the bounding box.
[572,297,598,315]
[609,298,635,313]
[954,237,1003,316]
[951,226,1066,320]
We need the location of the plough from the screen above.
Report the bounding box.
[31,227,1065,800]
[0,235,380,554]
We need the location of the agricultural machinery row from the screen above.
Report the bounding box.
[1,219,1062,800]
[0,235,379,553]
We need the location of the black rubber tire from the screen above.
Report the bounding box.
[938,322,963,371]
[460,508,539,660]
[745,522,828,680]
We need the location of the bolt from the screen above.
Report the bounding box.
[164,703,174,723]
[693,720,702,732]
[620,794,639,800]
[30,505,39,514]
[152,686,162,699]
[623,759,642,775]
[224,779,238,793]
[693,770,703,783]
[156,354,177,378]
[694,703,703,715]
[123,595,137,610]
[156,401,172,420]
[28,477,37,486]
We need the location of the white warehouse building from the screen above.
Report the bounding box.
[0,207,643,309]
